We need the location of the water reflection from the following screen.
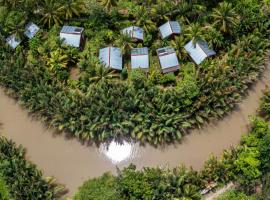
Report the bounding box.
[100,141,138,164]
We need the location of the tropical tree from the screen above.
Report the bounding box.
[57,0,86,20]
[115,34,134,57]
[4,11,26,39]
[184,23,205,45]
[132,6,157,33]
[212,2,239,34]
[40,0,62,28]
[99,0,118,12]
[47,49,68,72]
[89,63,119,84]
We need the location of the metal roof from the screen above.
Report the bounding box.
[24,22,40,39]
[157,46,179,69]
[159,21,181,39]
[184,40,216,65]
[6,34,21,49]
[131,47,149,69]
[99,47,122,70]
[122,26,144,41]
[60,26,84,34]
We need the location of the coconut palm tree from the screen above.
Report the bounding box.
[184,23,205,45]
[99,0,118,12]
[40,0,62,28]
[133,6,157,33]
[57,0,85,20]
[90,63,119,84]
[115,34,134,57]
[5,11,26,39]
[212,2,239,34]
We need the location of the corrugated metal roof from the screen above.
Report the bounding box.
[24,22,40,39]
[159,21,181,39]
[6,34,21,49]
[60,26,84,34]
[122,26,144,41]
[184,40,216,65]
[157,46,179,69]
[198,40,216,56]
[131,47,149,69]
[99,47,122,70]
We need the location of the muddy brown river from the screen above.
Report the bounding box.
[0,56,269,197]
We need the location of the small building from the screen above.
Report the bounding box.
[6,34,21,49]
[131,47,149,71]
[159,21,181,39]
[60,25,84,48]
[122,26,144,41]
[184,40,216,65]
[99,47,122,70]
[157,46,180,73]
[24,22,40,39]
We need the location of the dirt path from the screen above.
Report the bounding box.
[0,56,269,197]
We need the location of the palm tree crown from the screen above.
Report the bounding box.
[212,2,239,34]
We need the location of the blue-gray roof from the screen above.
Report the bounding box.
[159,21,181,39]
[122,26,144,41]
[60,26,84,34]
[6,34,21,49]
[24,22,40,39]
[157,46,179,70]
[184,40,216,65]
[99,47,122,70]
[131,47,149,69]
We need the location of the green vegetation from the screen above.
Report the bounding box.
[0,136,65,200]
[0,176,11,200]
[0,0,269,145]
[74,117,270,199]
[74,173,121,200]
[215,189,257,200]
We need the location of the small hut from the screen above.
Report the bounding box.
[24,22,40,39]
[184,40,216,65]
[99,47,123,70]
[6,34,21,49]
[122,26,144,41]
[131,47,149,71]
[60,26,84,48]
[159,21,181,39]
[157,46,180,73]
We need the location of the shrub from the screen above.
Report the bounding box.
[158,73,176,86]
[129,68,148,89]
[116,165,154,200]
[215,189,258,200]
[74,173,121,200]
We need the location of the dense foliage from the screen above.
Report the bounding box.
[0,176,11,200]
[0,136,65,200]
[215,189,257,200]
[74,118,270,199]
[0,0,269,145]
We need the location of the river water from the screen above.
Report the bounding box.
[0,56,269,196]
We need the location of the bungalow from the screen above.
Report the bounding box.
[60,25,84,48]
[24,22,40,39]
[122,26,144,41]
[99,47,123,70]
[159,21,181,39]
[184,40,216,65]
[6,34,21,49]
[157,46,180,73]
[131,47,149,71]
